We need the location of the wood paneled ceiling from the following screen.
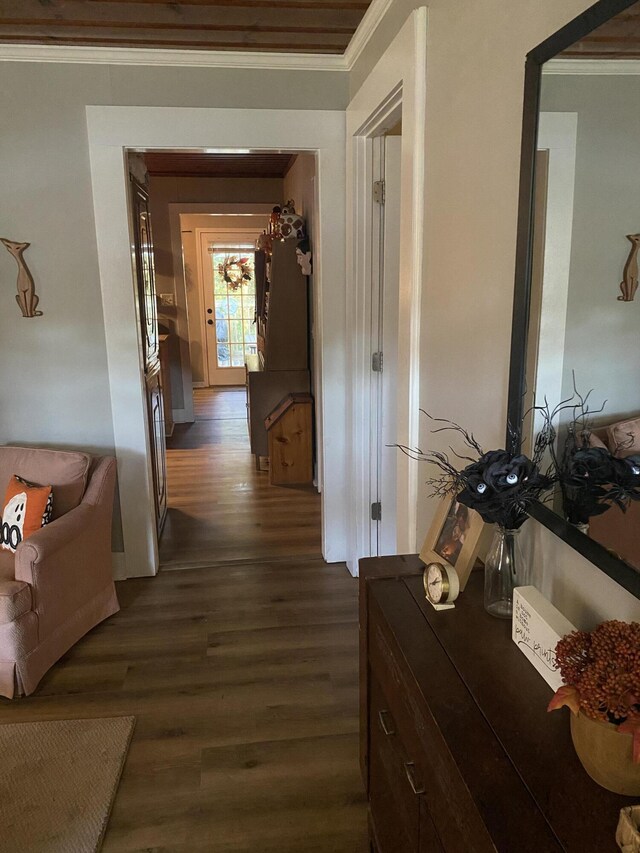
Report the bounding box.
[560,2,640,59]
[144,152,297,178]
[0,0,373,54]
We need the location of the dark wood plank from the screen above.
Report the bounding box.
[0,0,371,52]
[159,388,322,568]
[0,1,362,31]
[145,153,296,179]
[0,557,366,851]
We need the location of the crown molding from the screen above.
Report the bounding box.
[0,0,394,72]
[344,0,395,69]
[544,58,640,75]
[0,43,346,71]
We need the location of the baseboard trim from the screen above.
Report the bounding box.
[111,552,128,580]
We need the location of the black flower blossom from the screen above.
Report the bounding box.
[565,447,616,487]
[394,414,552,530]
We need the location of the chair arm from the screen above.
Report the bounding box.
[15,503,96,581]
[14,503,113,638]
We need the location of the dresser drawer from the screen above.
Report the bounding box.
[369,673,422,853]
[368,594,495,852]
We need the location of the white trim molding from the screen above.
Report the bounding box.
[86,105,346,578]
[0,43,344,71]
[0,0,391,71]
[345,8,427,576]
[544,59,640,76]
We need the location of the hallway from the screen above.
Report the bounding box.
[160,387,322,568]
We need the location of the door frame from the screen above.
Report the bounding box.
[196,227,260,386]
[345,9,427,575]
[86,106,346,577]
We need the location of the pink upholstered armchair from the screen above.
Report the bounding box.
[0,447,119,699]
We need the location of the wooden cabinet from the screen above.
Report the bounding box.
[248,240,311,465]
[361,560,633,853]
[247,369,310,459]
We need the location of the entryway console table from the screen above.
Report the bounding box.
[359,555,632,852]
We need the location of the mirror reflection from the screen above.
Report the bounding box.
[526,2,640,572]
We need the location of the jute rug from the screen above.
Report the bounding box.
[0,716,135,853]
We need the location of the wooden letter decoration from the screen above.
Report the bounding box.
[618,233,640,302]
[1,238,42,317]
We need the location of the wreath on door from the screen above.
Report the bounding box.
[217,255,253,291]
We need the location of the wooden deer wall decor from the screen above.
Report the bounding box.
[1,238,43,317]
[618,233,640,303]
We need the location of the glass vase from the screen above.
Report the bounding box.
[484,526,526,619]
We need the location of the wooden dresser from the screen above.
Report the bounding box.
[360,555,633,853]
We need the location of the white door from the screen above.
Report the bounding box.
[198,231,259,386]
[371,134,402,555]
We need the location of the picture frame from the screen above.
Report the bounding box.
[419,496,490,591]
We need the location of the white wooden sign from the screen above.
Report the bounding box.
[512,586,576,692]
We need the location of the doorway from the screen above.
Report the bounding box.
[370,132,402,557]
[143,151,322,569]
[87,105,346,578]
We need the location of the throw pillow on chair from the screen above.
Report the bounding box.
[1,475,53,553]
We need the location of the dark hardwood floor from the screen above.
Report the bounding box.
[160,387,322,568]
[0,558,367,851]
[0,387,365,850]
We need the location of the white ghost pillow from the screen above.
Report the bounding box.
[1,475,53,553]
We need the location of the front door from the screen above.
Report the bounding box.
[199,232,259,386]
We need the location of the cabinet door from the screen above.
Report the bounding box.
[420,801,444,853]
[130,177,159,369]
[369,675,420,853]
[147,363,167,535]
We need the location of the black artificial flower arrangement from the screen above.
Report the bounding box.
[535,381,640,525]
[396,415,553,530]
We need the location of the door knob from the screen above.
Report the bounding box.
[207,308,213,314]
[207,319,213,325]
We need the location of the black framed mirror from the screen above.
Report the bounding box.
[508,0,640,598]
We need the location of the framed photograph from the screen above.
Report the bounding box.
[419,496,489,591]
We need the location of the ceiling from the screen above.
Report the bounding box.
[144,152,297,179]
[561,3,640,58]
[0,1,373,54]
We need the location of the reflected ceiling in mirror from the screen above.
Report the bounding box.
[510,0,640,596]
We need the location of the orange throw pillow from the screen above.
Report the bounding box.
[1,475,53,553]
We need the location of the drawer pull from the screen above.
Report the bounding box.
[404,762,425,796]
[378,709,395,736]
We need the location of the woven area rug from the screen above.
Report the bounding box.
[0,716,135,853]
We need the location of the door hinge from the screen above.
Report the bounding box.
[371,501,382,521]
[372,351,383,373]
[373,180,385,205]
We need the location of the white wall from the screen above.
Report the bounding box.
[0,61,347,565]
[349,0,640,624]
[540,75,640,423]
[0,61,346,451]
